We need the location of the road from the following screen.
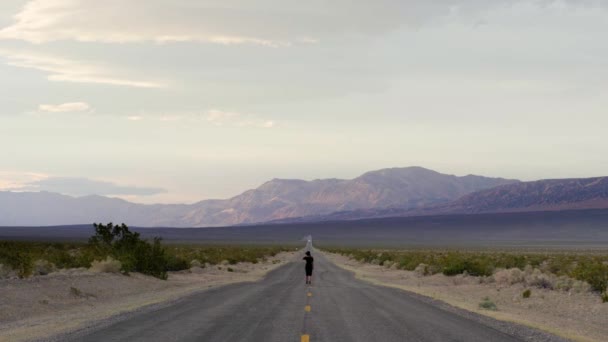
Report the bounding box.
[69,244,542,342]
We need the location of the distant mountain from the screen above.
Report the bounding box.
[436,177,608,214]
[271,176,608,223]
[0,167,516,227]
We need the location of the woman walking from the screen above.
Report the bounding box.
[303,251,314,285]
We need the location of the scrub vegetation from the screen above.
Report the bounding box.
[326,248,608,296]
[0,223,290,279]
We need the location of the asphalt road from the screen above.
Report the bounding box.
[69,244,548,342]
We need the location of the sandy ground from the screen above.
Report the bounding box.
[325,252,608,342]
[0,251,297,342]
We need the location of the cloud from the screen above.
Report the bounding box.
[2,0,572,47]
[0,50,164,88]
[204,109,275,128]
[0,171,48,190]
[38,102,90,113]
[0,0,294,46]
[126,115,144,121]
[20,177,167,196]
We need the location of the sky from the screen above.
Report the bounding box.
[0,0,607,204]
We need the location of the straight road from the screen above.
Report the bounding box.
[69,245,549,342]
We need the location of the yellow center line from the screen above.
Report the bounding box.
[305,305,311,312]
[301,334,310,342]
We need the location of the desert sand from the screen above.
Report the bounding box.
[0,251,297,342]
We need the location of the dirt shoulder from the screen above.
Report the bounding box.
[324,252,607,342]
[0,251,297,342]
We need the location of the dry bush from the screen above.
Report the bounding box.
[0,263,16,279]
[33,259,56,276]
[414,263,429,277]
[190,259,202,268]
[90,256,122,273]
[526,269,555,289]
[554,276,590,293]
[493,268,525,285]
[479,297,498,311]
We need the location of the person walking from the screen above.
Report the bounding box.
[303,251,314,285]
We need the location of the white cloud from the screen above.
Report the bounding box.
[205,109,240,126]
[3,0,559,47]
[38,102,90,113]
[0,0,295,46]
[0,171,48,191]
[204,109,275,128]
[0,172,166,197]
[126,115,144,121]
[0,50,164,88]
[23,176,167,196]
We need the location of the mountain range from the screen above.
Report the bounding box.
[0,167,516,227]
[2,167,607,227]
[275,176,608,223]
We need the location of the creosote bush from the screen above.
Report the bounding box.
[0,225,291,280]
[89,223,168,279]
[90,256,122,273]
[522,289,531,298]
[479,297,497,311]
[326,247,608,297]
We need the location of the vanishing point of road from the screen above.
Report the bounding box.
[69,243,562,342]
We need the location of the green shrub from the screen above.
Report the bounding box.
[522,289,531,298]
[165,255,190,272]
[601,292,608,303]
[0,231,290,280]
[479,297,497,311]
[89,223,168,279]
[571,262,608,293]
[0,242,34,278]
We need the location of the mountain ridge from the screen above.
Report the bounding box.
[0,166,516,227]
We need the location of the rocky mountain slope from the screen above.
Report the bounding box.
[437,176,608,214]
[0,167,516,227]
[272,176,608,223]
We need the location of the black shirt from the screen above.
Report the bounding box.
[303,256,314,267]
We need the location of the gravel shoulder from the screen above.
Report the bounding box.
[325,252,607,342]
[0,251,297,342]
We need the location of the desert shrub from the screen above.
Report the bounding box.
[414,263,429,276]
[70,286,83,297]
[602,292,608,303]
[383,260,394,268]
[0,242,33,278]
[0,263,15,279]
[554,276,590,293]
[442,255,493,277]
[165,255,190,272]
[190,259,202,268]
[571,262,608,293]
[90,256,122,273]
[33,259,56,275]
[493,268,524,285]
[89,223,168,279]
[165,245,290,266]
[227,267,234,272]
[526,269,554,289]
[479,297,497,311]
[522,289,531,298]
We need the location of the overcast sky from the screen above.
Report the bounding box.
[1,0,607,204]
